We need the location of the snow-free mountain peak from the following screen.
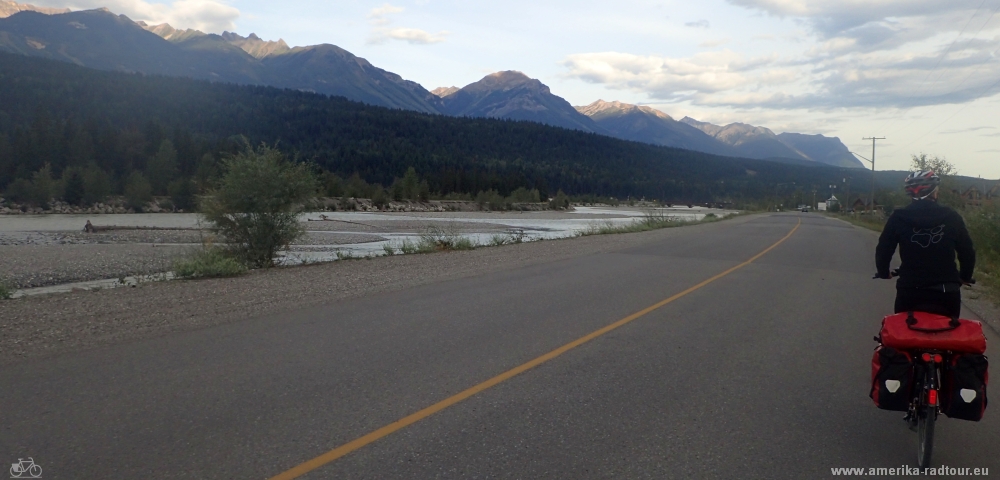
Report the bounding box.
[438,71,601,133]
[576,100,672,121]
[680,116,863,167]
[219,31,289,58]
[0,0,68,18]
[431,86,459,98]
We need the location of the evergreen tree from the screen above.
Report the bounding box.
[124,171,153,211]
[82,164,112,205]
[147,140,178,195]
[29,164,55,208]
[168,178,196,211]
[62,168,85,206]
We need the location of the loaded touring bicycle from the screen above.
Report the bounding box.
[870,310,989,468]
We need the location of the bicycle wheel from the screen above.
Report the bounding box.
[917,405,935,469]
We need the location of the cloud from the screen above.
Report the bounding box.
[376,28,448,44]
[368,3,403,26]
[685,19,710,28]
[561,50,784,101]
[36,0,239,32]
[726,0,988,37]
[698,38,731,48]
[941,126,996,134]
[365,3,447,45]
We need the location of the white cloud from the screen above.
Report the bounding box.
[36,0,239,32]
[561,51,785,101]
[727,0,989,36]
[368,3,403,26]
[698,38,731,48]
[365,3,447,45]
[685,19,710,28]
[377,27,448,44]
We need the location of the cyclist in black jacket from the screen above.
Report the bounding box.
[875,170,976,318]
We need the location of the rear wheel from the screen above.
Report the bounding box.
[917,405,936,469]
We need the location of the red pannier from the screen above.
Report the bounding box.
[879,312,987,354]
[871,346,915,411]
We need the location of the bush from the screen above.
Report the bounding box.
[173,248,247,279]
[4,178,32,204]
[418,227,476,251]
[124,171,153,211]
[0,280,13,300]
[965,204,1000,298]
[549,190,570,210]
[201,143,318,268]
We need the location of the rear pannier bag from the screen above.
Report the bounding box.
[871,346,915,411]
[879,312,986,354]
[942,354,989,421]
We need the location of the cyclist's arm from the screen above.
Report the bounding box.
[953,212,976,283]
[875,215,898,279]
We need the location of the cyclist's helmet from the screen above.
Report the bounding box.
[904,170,940,200]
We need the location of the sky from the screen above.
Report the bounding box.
[31,0,1000,178]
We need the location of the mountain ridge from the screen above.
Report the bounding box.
[0,3,865,167]
[439,71,604,133]
[0,0,67,18]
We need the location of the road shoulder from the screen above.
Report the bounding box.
[0,214,763,366]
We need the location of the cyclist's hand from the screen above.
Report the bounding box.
[873,270,897,279]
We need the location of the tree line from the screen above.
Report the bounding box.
[0,52,866,208]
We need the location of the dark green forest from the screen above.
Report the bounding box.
[0,52,864,207]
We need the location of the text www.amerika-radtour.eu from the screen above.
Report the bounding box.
[831,466,988,476]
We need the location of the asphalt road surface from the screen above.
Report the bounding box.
[3,213,997,479]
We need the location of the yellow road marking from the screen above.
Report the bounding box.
[270,218,802,480]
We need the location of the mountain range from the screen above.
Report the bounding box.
[0,2,863,168]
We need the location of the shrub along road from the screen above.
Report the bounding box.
[1,213,997,479]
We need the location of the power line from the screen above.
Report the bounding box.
[870,1,994,134]
[884,73,1000,157]
[881,42,1000,144]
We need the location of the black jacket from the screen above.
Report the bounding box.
[875,200,975,289]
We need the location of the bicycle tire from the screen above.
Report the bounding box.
[917,405,935,469]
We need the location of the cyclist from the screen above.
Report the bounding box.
[875,170,976,318]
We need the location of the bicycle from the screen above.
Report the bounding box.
[906,349,944,468]
[872,270,978,469]
[9,457,42,478]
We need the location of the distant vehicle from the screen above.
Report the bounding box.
[798,205,809,212]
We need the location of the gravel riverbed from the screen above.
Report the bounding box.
[0,215,756,365]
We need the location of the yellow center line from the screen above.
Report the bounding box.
[270,217,802,480]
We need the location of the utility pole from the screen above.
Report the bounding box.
[863,136,885,213]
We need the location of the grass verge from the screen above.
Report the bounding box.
[173,248,247,279]
[578,210,725,236]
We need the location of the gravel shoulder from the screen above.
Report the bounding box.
[0,244,190,289]
[0,214,759,366]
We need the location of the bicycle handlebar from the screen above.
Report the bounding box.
[870,270,976,285]
[872,269,900,280]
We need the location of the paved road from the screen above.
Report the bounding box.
[2,213,997,479]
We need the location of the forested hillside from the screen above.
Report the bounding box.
[0,52,860,205]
